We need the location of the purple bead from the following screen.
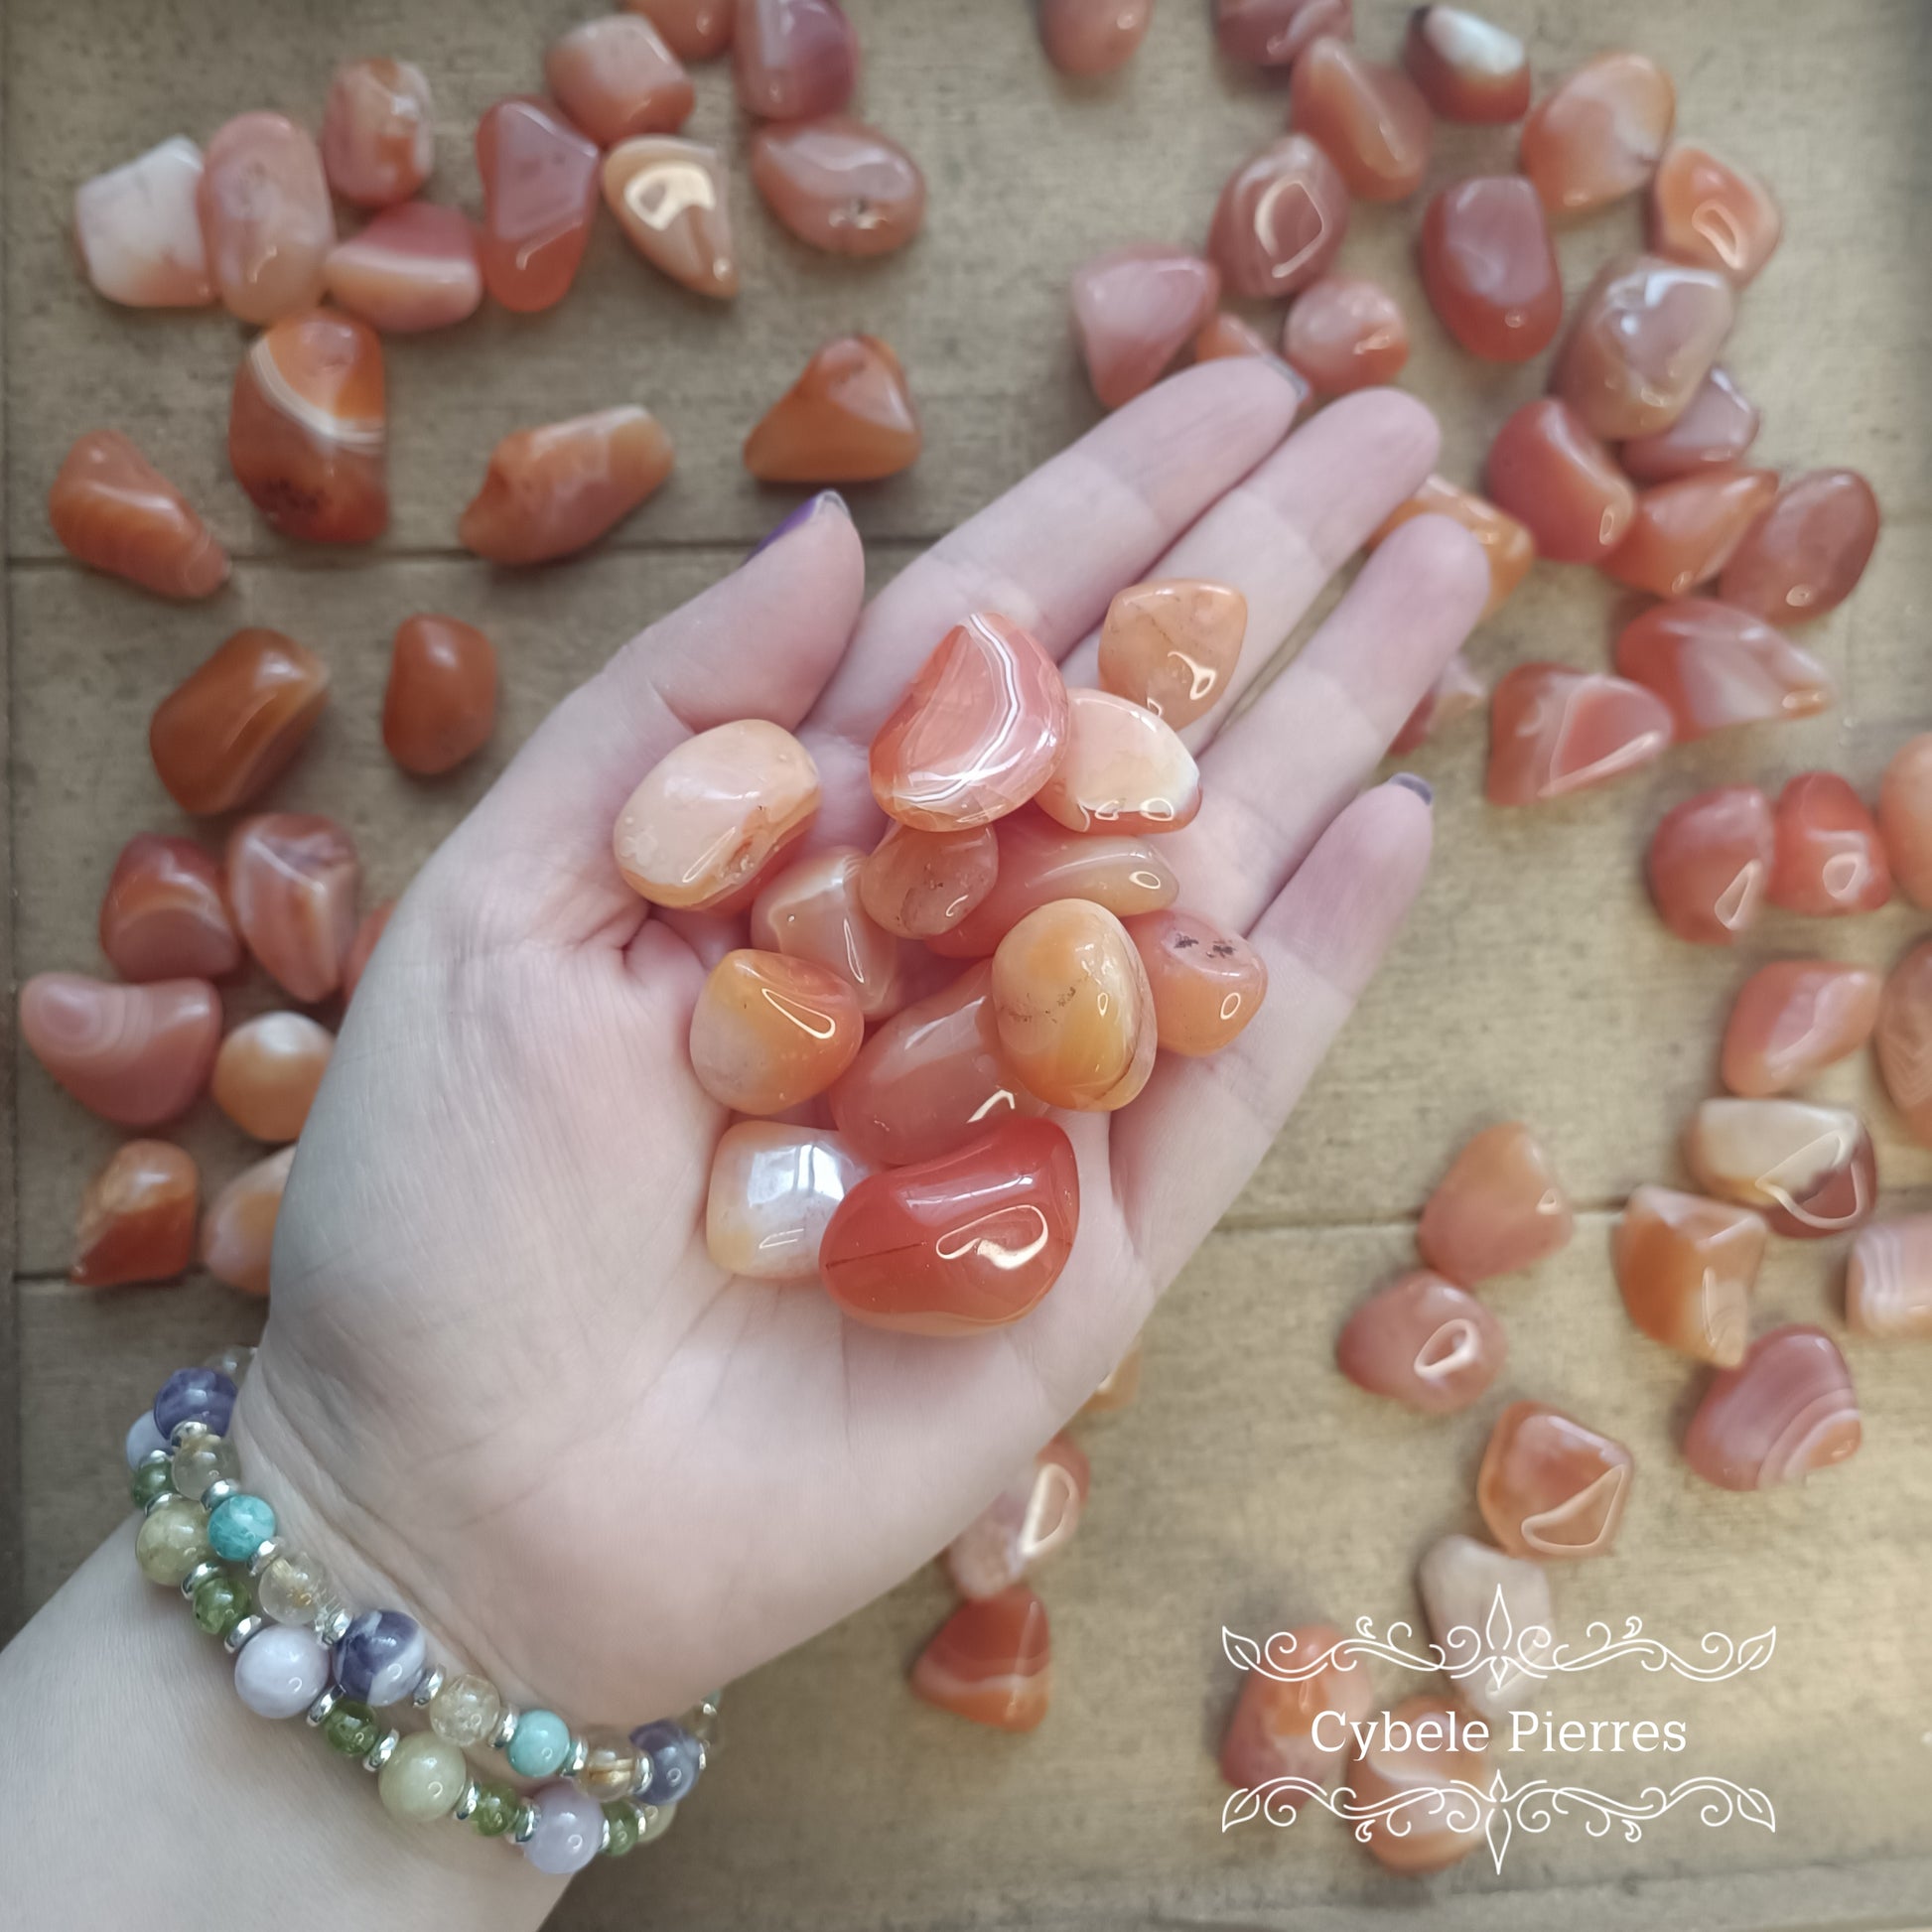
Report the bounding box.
[234,1625,332,1719]
[521,1782,604,1875]
[334,1610,427,1706]
[153,1366,237,1441]
[628,1719,704,1803]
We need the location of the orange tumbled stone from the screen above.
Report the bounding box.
[475,97,602,313]
[1290,36,1431,202]
[859,823,999,939]
[744,336,919,483]
[1603,467,1780,599]
[1417,1120,1572,1287]
[1767,773,1890,916]
[382,615,497,776]
[71,1141,200,1289]
[945,1436,1090,1600]
[1876,938,1932,1145]
[211,1012,334,1143]
[203,1145,295,1297]
[1684,1097,1876,1239]
[198,112,336,323]
[1207,135,1349,299]
[99,835,239,984]
[1645,786,1772,945]
[1485,664,1672,806]
[1335,1270,1505,1414]
[1879,736,1932,909]
[546,15,693,146]
[1484,398,1633,564]
[630,0,733,60]
[1613,599,1833,740]
[1403,7,1529,122]
[1612,1185,1764,1366]
[1353,1697,1492,1872]
[1684,1325,1861,1490]
[1069,246,1221,411]
[1192,312,1275,362]
[1477,1400,1632,1560]
[1282,274,1407,394]
[1096,579,1247,729]
[1718,469,1880,626]
[1125,908,1267,1056]
[1215,0,1350,68]
[1417,176,1561,364]
[750,116,923,257]
[228,311,387,544]
[603,136,738,296]
[1219,1623,1373,1799]
[1722,960,1880,1098]
[342,899,395,1004]
[734,0,860,120]
[1369,477,1532,621]
[226,814,361,1003]
[149,628,330,816]
[910,1587,1051,1731]
[1552,254,1734,442]
[820,1118,1079,1334]
[704,1120,869,1282]
[321,58,435,208]
[1519,52,1674,216]
[1620,365,1759,483]
[323,203,483,335]
[460,407,674,564]
[1038,0,1151,74]
[19,973,220,1127]
[751,847,903,1019]
[1034,690,1200,836]
[49,430,228,601]
[689,950,863,1114]
[73,137,214,309]
[1390,649,1486,755]
[1648,142,1781,285]
[1846,1218,1932,1340]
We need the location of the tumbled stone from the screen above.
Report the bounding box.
[1369,476,1532,620]
[1218,1623,1371,1798]
[1290,36,1431,202]
[631,0,734,60]
[1207,136,1349,299]
[71,1140,200,1289]
[1334,1270,1505,1414]
[1604,467,1780,599]
[1845,1218,1932,1340]
[149,628,330,815]
[99,835,239,983]
[734,0,859,120]
[704,1120,869,1281]
[689,950,863,1113]
[1126,908,1267,1057]
[1613,598,1833,740]
[199,113,336,323]
[1718,469,1880,625]
[228,311,387,544]
[548,15,693,145]
[49,430,228,601]
[1034,690,1200,835]
[945,1436,1089,1599]
[1214,0,1350,68]
[1192,312,1275,362]
[226,814,361,1003]
[1645,785,1773,945]
[1390,649,1486,755]
[212,1012,334,1143]
[1477,1401,1632,1560]
[475,98,602,313]
[1417,176,1562,363]
[1484,398,1633,563]
[1282,274,1408,393]
[460,406,674,563]
[743,335,919,482]
[1684,1325,1860,1490]
[1354,1697,1492,1872]
[203,1146,295,1297]
[19,973,219,1127]
[1879,736,1932,909]
[1069,246,1221,411]
[1418,1121,1572,1286]
[1096,579,1247,728]
[1722,961,1879,1098]
[1876,938,1932,1146]
[910,1587,1050,1731]
[1768,772,1891,916]
[858,823,999,938]
[1553,254,1734,442]
[750,116,923,256]
[323,203,483,334]
[1415,1536,1553,1718]
[73,137,212,308]
[1612,1185,1763,1366]
[343,900,395,1005]
[1485,665,1672,805]
[1619,366,1759,483]
[1039,0,1152,74]
[382,615,497,776]
[1683,1097,1876,1239]
[1649,141,1781,285]
[321,59,435,207]
[1519,52,1674,215]
[751,847,903,1018]
[1403,7,1529,122]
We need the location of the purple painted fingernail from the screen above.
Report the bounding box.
[1389,772,1434,806]
[1267,355,1311,406]
[749,489,849,559]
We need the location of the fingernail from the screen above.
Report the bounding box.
[1389,771,1434,806]
[1265,355,1311,406]
[749,489,849,559]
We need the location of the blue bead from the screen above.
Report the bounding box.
[153,1367,237,1442]
[506,1709,572,1778]
[333,1610,428,1706]
[207,1493,276,1562]
[627,1721,703,1803]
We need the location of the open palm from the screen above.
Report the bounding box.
[232,358,1488,1730]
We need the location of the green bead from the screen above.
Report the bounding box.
[324,1700,380,1759]
[467,1782,519,1839]
[129,1460,175,1510]
[192,1573,252,1637]
[602,1804,640,1858]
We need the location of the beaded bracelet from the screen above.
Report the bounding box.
[125,1348,717,1875]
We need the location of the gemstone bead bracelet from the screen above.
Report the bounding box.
[126,1349,715,1875]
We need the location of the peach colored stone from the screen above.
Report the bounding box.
[1417,1120,1572,1287]
[1485,664,1672,805]
[1620,366,1759,483]
[73,137,213,307]
[1603,468,1780,599]
[1207,136,1348,299]
[1038,0,1152,75]
[99,835,239,983]
[1402,7,1529,122]
[743,336,919,483]
[1611,1185,1763,1366]
[547,16,693,146]
[1684,1325,1860,1490]
[1390,649,1486,756]
[1080,1337,1143,1414]
[1649,141,1781,285]
[1218,1623,1373,1799]
[343,900,395,1004]
[321,59,435,207]
[1290,36,1431,202]
[1069,246,1221,411]
[1282,274,1407,393]
[1683,1097,1876,1240]
[1192,312,1275,362]
[226,814,361,1004]
[629,0,734,61]
[1334,1270,1505,1414]
[382,615,497,776]
[149,628,330,816]
[49,430,228,601]
[1096,579,1247,729]
[1876,938,1932,1146]
[704,1120,870,1281]
[1033,691,1200,836]
[1721,961,1880,1098]
[1718,469,1880,625]
[1767,772,1890,916]
[1415,1536,1553,1719]
[1612,599,1833,740]
[212,1013,334,1143]
[1484,398,1633,564]
[1477,1401,1632,1560]
[910,1587,1050,1731]
[203,1146,295,1297]
[750,116,923,257]
[19,973,219,1127]
[1519,52,1674,215]
[1879,736,1932,909]
[1214,0,1350,68]
[1645,785,1773,945]
[323,203,483,334]
[1845,1218,1932,1340]
[1417,176,1562,363]
[198,113,336,323]
[475,98,601,313]
[945,1436,1090,1600]
[460,407,674,564]
[689,950,863,1113]
[751,847,903,1019]
[71,1141,200,1289]
[734,0,859,120]
[1126,908,1267,1057]
[1369,477,1532,620]
[858,823,999,939]
[1353,1697,1492,1872]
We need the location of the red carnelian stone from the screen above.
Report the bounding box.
[475,98,602,313]
[910,1587,1050,1731]
[1207,136,1349,299]
[149,628,331,816]
[1403,7,1530,123]
[1601,467,1780,599]
[1486,664,1672,805]
[1519,52,1674,216]
[1767,773,1891,916]
[1418,176,1561,363]
[1718,470,1880,626]
[49,430,229,600]
[1069,246,1220,410]
[1282,275,1408,394]
[71,1140,200,1288]
[1645,785,1774,944]
[1485,398,1633,564]
[1620,366,1759,483]
[1613,599,1834,740]
[99,834,240,982]
[1215,0,1351,69]
[744,336,920,483]
[733,0,859,121]
[382,615,498,775]
[1648,141,1781,285]
[1290,37,1432,203]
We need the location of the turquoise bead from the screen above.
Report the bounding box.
[207,1492,276,1563]
[506,1709,572,1778]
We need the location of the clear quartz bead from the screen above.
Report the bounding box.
[428,1673,504,1749]
[576,1728,643,1803]
[171,1435,241,1502]
[258,1547,340,1627]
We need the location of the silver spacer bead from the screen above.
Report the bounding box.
[363,1728,401,1773]
[452,1780,482,1824]
[223,1613,266,1655]
[412,1666,446,1710]
[599,1815,614,1856]
[143,1487,187,1517]
[489,1705,520,1753]
[306,1685,343,1727]
[317,1604,351,1647]
[246,1537,285,1578]
[201,1477,240,1509]
[179,1560,223,1600]
[561,1736,590,1779]
[695,1738,710,1776]
[510,1800,539,1847]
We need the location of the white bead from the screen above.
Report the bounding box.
[233,1625,332,1719]
[125,1410,169,1469]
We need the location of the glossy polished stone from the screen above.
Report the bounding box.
[1417,176,1561,363]
[336,1611,428,1706]
[475,98,602,313]
[1646,785,1773,944]
[1604,468,1780,599]
[523,1784,606,1875]
[149,628,330,815]
[1207,136,1349,299]
[1485,664,1672,805]
[99,835,238,984]
[1845,1218,1932,1340]
[1613,599,1833,740]
[734,0,859,120]
[381,615,496,776]
[226,814,361,1002]
[1390,649,1486,755]
[945,1436,1089,1599]
[631,0,734,60]
[378,1734,468,1824]
[1417,1120,1571,1286]
[1214,0,1350,67]
[1034,691,1200,835]
[1484,398,1633,564]
[71,1141,199,1288]
[212,1012,334,1143]
[1477,1401,1632,1560]
[688,950,863,1113]
[1192,312,1276,362]
[1334,1270,1505,1414]
[1718,470,1880,625]
[910,1587,1050,1731]
[1519,52,1674,215]
[1768,773,1890,916]
[1877,939,1932,1145]
[1070,246,1221,411]
[991,900,1156,1111]
[1620,366,1759,483]
[1282,274,1407,393]
[323,203,483,334]
[547,15,693,145]
[1684,1097,1876,1239]
[73,137,212,307]
[1416,1537,1553,1720]
[234,1625,332,1719]
[19,973,219,1126]
[1684,1325,1861,1490]
[859,823,999,938]
[228,311,387,544]
[743,335,919,482]
[1552,254,1734,442]
[1039,0,1152,74]
[1369,476,1532,620]
[1722,961,1879,1098]
[751,847,903,1017]
[343,899,394,1004]
[1611,1185,1763,1366]
[49,430,227,601]
[1353,1696,1492,1872]
[459,406,674,563]
[1218,1623,1372,1797]
[1126,908,1267,1056]
[750,116,923,256]
[1096,579,1247,729]
[1403,7,1529,122]
[705,1121,869,1281]
[821,1119,1079,1333]
[1649,141,1781,285]
[870,614,1067,831]
[202,1147,293,1296]
[1290,36,1431,202]
[199,113,336,322]
[321,59,435,207]
[1880,737,1932,909]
